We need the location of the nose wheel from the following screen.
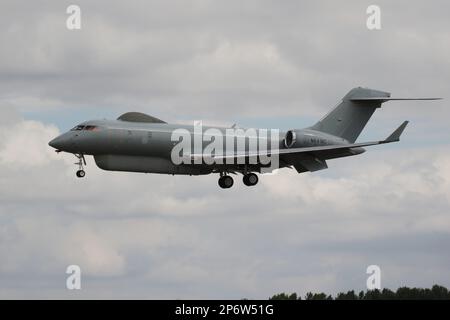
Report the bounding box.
[74,154,87,178]
[76,170,86,178]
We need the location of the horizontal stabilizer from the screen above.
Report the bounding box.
[350,97,442,102]
[384,121,409,142]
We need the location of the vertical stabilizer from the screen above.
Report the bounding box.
[310,87,390,143]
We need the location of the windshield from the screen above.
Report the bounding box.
[71,125,85,131]
[70,125,99,131]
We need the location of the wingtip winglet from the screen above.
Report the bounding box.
[385,121,409,142]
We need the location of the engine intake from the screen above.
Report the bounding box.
[284,130,296,148]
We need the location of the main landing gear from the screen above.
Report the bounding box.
[243,173,258,186]
[218,172,259,189]
[218,174,234,189]
[74,154,87,178]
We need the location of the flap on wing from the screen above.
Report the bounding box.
[117,112,166,124]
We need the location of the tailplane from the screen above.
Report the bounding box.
[309,87,440,143]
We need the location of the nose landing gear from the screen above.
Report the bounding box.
[74,154,86,178]
[76,169,85,178]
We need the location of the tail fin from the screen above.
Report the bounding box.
[309,87,388,143]
[309,87,440,143]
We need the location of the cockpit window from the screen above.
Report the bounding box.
[84,125,99,131]
[70,125,99,131]
[71,125,85,131]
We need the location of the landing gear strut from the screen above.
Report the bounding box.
[243,173,258,186]
[74,154,86,178]
[218,174,234,189]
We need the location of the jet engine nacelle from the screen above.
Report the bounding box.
[284,130,298,148]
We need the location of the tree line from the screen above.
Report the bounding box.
[270,285,450,300]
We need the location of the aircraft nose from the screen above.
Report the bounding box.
[49,136,61,149]
[49,135,69,151]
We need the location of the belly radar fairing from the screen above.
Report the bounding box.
[48,87,441,189]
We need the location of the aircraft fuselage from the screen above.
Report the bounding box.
[49,119,352,176]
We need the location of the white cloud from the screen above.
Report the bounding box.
[0,120,59,166]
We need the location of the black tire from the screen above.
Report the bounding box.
[219,176,234,189]
[218,177,226,188]
[222,176,234,188]
[247,173,258,185]
[76,170,85,178]
[243,173,258,186]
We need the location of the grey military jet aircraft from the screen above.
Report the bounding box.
[49,87,440,188]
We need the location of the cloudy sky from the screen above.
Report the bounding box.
[0,0,449,299]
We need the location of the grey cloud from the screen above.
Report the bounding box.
[0,0,448,121]
[0,0,449,299]
[1,116,449,298]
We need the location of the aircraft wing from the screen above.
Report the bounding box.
[191,121,409,162]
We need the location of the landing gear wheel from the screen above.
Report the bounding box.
[218,175,234,189]
[76,170,86,178]
[74,154,87,178]
[243,173,258,186]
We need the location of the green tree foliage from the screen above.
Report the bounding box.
[270,292,299,300]
[336,290,358,300]
[304,292,332,300]
[270,285,450,300]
